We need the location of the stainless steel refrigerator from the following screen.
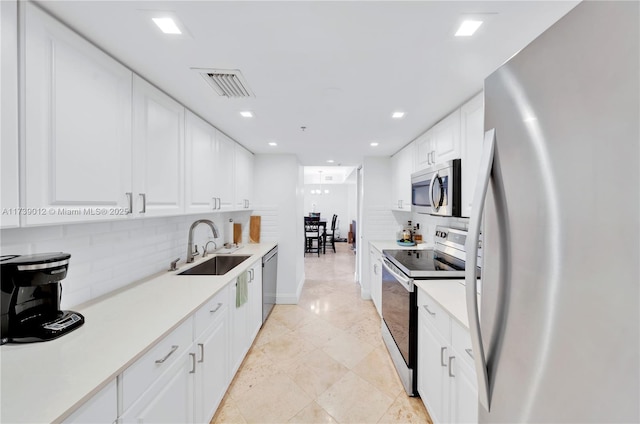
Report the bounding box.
[465,1,639,422]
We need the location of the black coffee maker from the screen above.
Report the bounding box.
[1,252,84,344]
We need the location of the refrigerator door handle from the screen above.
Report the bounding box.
[465,128,496,411]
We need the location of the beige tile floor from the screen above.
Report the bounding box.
[212,242,432,424]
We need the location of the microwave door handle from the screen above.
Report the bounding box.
[465,128,495,411]
[430,172,441,212]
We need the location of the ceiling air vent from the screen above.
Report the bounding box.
[324,176,333,181]
[192,68,254,98]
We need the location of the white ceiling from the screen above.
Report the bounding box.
[36,0,579,167]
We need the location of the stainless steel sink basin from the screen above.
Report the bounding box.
[178,255,251,276]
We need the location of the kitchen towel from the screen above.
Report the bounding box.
[236,271,248,307]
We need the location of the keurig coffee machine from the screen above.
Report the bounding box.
[1,253,84,344]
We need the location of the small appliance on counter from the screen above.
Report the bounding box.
[1,252,84,345]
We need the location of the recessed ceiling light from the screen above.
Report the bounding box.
[327,160,334,164]
[392,112,405,119]
[240,111,253,118]
[268,142,277,146]
[370,142,379,147]
[152,17,182,34]
[455,20,483,36]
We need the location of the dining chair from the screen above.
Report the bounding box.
[322,214,338,253]
[304,216,321,256]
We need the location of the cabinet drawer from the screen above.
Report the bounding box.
[417,288,450,339]
[122,317,193,412]
[194,285,229,339]
[451,318,474,370]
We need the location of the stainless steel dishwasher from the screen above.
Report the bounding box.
[261,246,278,323]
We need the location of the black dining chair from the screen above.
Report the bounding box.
[323,214,338,254]
[304,216,321,256]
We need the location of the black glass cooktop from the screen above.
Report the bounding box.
[383,249,466,278]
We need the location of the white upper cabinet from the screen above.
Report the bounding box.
[214,131,236,211]
[23,2,133,225]
[132,76,185,217]
[432,109,461,164]
[415,110,461,171]
[460,92,484,218]
[1,0,20,228]
[391,142,414,211]
[185,111,217,214]
[234,143,254,210]
[415,130,436,170]
[185,112,237,213]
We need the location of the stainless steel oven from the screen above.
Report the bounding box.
[381,226,478,396]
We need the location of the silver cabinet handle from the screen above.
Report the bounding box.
[423,305,436,316]
[465,348,474,359]
[217,198,221,210]
[139,193,146,214]
[440,346,447,367]
[210,302,223,313]
[212,197,216,211]
[465,128,496,411]
[198,343,204,363]
[126,192,133,214]
[449,356,456,377]
[189,352,196,373]
[373,264,378,274]
[155,345,178,364]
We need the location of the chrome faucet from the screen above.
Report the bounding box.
[187,219,220,263]
[203,240,217,258]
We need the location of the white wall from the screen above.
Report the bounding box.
[303,183,355,239]
[359,156,396,298]
[0,212,249,309]
[252,154,305,304]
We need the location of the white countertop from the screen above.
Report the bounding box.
[0,242,276,424]
[369,240,433,252]
[414,280,474,329]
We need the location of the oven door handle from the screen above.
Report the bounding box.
[382,257,414,292]
[465,128,495,411]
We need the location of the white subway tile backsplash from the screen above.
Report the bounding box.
[0,213,237,309]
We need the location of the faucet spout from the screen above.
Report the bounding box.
[187,219,220,263]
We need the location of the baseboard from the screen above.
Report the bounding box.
[276,273,305,304]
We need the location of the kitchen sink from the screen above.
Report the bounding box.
[178,255,252,276]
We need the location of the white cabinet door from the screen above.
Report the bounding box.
[234,143,254,210]
[415,130,436,171]
[247,261,263,341]
[418,309,450,424]
[1,0,19,228]
[433,109,461,164]
[369,246,382,317]
[132,76,184,217]
[460,92,484,218]
[229,279,249,375]
[391,143,414,211]
[23,3,132,225]
[449,358,479,424]
[121,350,195,424]
[214,131,235,211]
[195,315,229,423]
[62,380,117,424]
[185,110,217,214]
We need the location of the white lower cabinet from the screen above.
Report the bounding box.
[230,260,262,375]
[417,288,478,424]
[121,349,195,424]
[369,245,382,317]
[62,380,117,424]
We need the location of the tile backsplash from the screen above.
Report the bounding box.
[0,212,253,309]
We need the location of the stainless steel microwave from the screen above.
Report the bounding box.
[411,159,461,217]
